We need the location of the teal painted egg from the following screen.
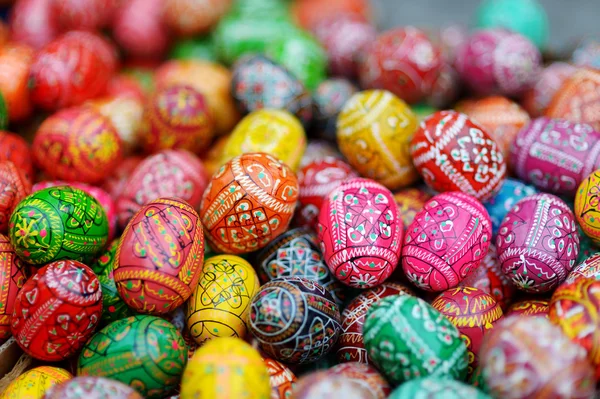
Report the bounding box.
[363,295,468,386]
[389,378,492,399]
[8,186,109,265]
[78,315,187,399]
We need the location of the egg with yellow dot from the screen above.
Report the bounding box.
[2,366,72,399]
[180,337,270,399]
[185,255,260,344]
[575,168,600,245]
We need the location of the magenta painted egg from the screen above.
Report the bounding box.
[318,178,403,289]
[402,192,493,292]
[456,28,542,96]
[496,193,579,293]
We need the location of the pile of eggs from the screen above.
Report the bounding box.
[0,0,598,398]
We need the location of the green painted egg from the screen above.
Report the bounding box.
[78,315,187,399]
[8,186,109,265]
[91,239,136,325]
[389,377,492,399]
[363,295,468,386]
[0,92,8,130]
[169,36,217,62]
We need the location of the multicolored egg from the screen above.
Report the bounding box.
[248,277,341,364]
[0,131,34,181]
[363,295,468,385]
[480,316,595,399]
[567,253,600,283]
[254,227,345,306]
[337,90,419,190]
[402,192,493,292]
[575,169,600,245]
[511,117,600,195]
[522,62,577,117]
[393,188,431,230]
[336,282,414,364]
[1,366,72,399]
[163,0,232,36]
[181,337,270,399]
[291,371,374,399]
[117,150,208,228]
[496,193,579,293]
[264,357,296,399]
[312,79,357,141]
[185,255,259,344]
[318,178,403,288]
[389,377,492,399]
[410,110,506,201]
[11,260,102,361]
[0,161,31,232]
[9,186,109,265]
[200,152,298,254]
[0,234,26,341]
[220,109,307,171]
[506,298,549,318]
[328,362,391,399]
[78,315,187,399]
[43,376,143,399]
[483,178,537,236]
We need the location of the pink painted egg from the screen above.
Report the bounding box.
[113,0,169,58]
[318,178,403,289]
[496,193,579,293]
[402,192,493,292]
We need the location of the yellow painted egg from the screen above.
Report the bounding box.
[575,169,600,245]
[186,255,260,344]
[2,366,72,399]
[180,337,270,399]
[220,109,306,171]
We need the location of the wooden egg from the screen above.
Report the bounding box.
[1,366,72,399]
[263,357,296,399]
[43,376,143,399]
[0,131,34,180]
[0,233,26,341]
[328,362,390,399]
[78,315,187,399]
[185,255,259,344]
[575,168,600,245]
[506,298,549,318]
[483,178,537,236]
[200,152,298,254]
[0,161,31,232]
[567,253,600,284]
[11,260,102,361]
[388,378,492,399]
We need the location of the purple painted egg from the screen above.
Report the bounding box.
[402,192,492,292]
[510,117,600,196]
[496,193,579,293]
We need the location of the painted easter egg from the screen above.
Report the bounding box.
[480,316,595,399]
[78,315,187,399]
[220,109,307,171]
[1,366,72,399]
[496,193,579,293]
[318,178,403,289]
[410,110,506,201]
[117,150,208,228]
[549,277,600,377]
[185,255,258,344]
[200,152,298,254]
[363,295,469,385]
[0,234,26,341]
[567,253,600,283]
[231,55,313,126]
[0,161,31,232]
[32,106,123,184]
[402,192,493,292]
[312,79,358,141]
[113,0,168,58]
[248,277,341,364]
[575,169,600,245]
[328,362,391,399]
[359,27,442,104]
[9,0,59,51]
[292,371,374,399]
[483,178,537,236]
[522,62,577,117]
[11,260,102,360]
[297,158,357,230]
[431,287,503,376]
[8,186,109,265]
[337,90,419,190]
[456,29,541,96]
[506,298,549,318]
[510,117,600,196]
[43,376,143,399]
[140,84,214,154]
[254,227,345,306]
[0,131,34,181]
[336,282,414,364]
[393,188,431,230]
[263,357,296,399]
[388,377,492,399]
[164,0,232,36]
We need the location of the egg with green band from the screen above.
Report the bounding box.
[8,186,109,265]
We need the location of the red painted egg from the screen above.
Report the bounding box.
[263,357,296,399]
[9,0,59,50]
[32,106,123,184]
[318,178,403,289]
[522,62,577,117]
[113,0,169,58]
[328,362,390,399]
[50,0,117,32]
[164,0,232,36]
[359,27,443,104]
[11,260,102,361]
[0,161,31,233]
[393,188,431,231]
[410,110,506,201]
[336,282,413,364]
[506,298,549,318]
[0,234,27,342]
[117,150,208,228]
[297,158,357,230]
[114,197,204,315]
[0,131,34,181]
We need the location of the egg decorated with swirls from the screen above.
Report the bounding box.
[114,197,204,315]
[43,376,143,399]
[11,260,102,361]
[1,366,72,399]
[185,255,259,344]
[200,152,299,254]
[0,233,27,341]
[78,315,187,399]
[506,298,549,318]
[264,357,296,399]
[8,186,109,265]
[388,377,492,399]
[0,161,31,233]
[483,178,537,236]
